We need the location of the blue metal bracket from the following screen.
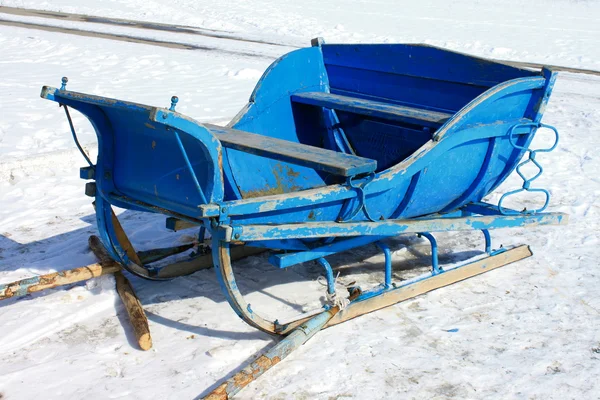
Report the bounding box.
[80,166,95,180]
[498,122,559,215]
[344,173,379,222]
[417,232,442,275]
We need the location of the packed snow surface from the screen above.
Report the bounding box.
[0,0,599,399]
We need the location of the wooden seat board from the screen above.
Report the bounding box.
[291,91,453,127]
[204,124,377,177]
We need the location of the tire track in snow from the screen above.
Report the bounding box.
[0,18,275,60]
[0,5,292,48]
[2,6,600,77]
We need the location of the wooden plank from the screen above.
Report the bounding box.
[109,208,144,266]
[89,236,152,351]
[165,217,200,232]
[276,244,532,334]
[0,261,120,301]
[204,124,376,177]
[291,91,452,127]
[114,271,153,351]
[155,245,266,279]
[325,244,532,327]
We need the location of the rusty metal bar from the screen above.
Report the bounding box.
[203,289,360,400]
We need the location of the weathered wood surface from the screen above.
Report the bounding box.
[109,208,144,266]
[205,123,376,176]
[0,262,120,301]
[165,217,200,232]
[0,236,120,301]
[89,235,152,350]
[90,236,152,350]
[114,271,152,350]
[276,244,533,335]
[291,91,452,127]
[155,245,265,279]
[327,244,532,327]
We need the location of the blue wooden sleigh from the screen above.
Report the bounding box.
[41,40,567,337]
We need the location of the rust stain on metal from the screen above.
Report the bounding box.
[145,122,157,130]
[203,383,228,400]
[270,355,281,365]
[232,370,253,388]
[151,140,157,149]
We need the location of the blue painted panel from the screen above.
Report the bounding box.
[326,66,486,113]
[321,44,539,113]
[336,116,432,171]
[227,47,331,199]
[321,44,538,86]
[40,88,223,217]
[400,139,489,217]
[106,108,216,208]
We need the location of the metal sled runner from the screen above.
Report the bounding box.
[41,40,567,340]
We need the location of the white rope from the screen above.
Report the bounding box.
[317,271,350,310]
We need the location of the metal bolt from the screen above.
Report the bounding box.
[234,233,240,240]
[221,207,227,213]
[60,77,68,90]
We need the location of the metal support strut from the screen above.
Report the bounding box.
[418,232,441,275]
[316,258,336,295]
[375,241,392,288]
[482,229,492,254]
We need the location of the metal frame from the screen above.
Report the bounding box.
[207,204,567,336]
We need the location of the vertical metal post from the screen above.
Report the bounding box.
[418,232,441,275]
[316,258,335,295]
[375,241,392,288]
[481,229,492,254]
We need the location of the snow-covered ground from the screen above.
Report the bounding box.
[0,1,599,399]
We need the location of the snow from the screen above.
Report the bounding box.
[0,1,599,399]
